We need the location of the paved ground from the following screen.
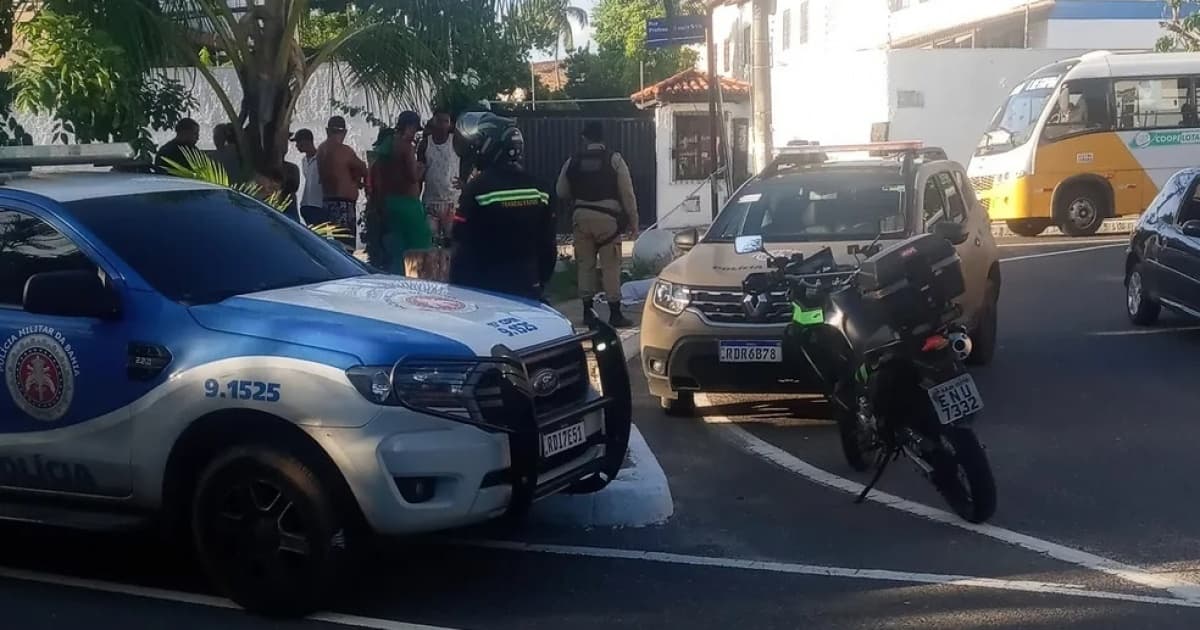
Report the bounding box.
[9,234,1200,629]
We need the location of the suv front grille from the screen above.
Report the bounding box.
[691,287,790,324]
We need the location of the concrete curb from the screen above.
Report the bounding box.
[989,218,1136,239]
[533,329,676,528]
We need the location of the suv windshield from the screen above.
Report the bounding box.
[66,188,367,304]
[706,168,907,242]
[976,63,1074,156]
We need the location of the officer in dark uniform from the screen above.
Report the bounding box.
[449,113,557,301]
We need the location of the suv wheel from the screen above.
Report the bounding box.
[191,445,353,617]
[1126,263,1160,326]
[661,391,695,417]
[967,277,999,366]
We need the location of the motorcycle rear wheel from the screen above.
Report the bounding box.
[836,406,872,473]
[928,426,997,523]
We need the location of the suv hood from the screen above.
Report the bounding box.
[190,275,573,365]
[660,239,901,287]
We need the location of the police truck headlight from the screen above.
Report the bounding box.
[653,280,691,315]
[347,361,483,421]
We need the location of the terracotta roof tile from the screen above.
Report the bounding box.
[630,68,751,105]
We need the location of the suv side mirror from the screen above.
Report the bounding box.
[1182,219,1200,238]
[24,270,120,319]
[932,221,969,245]
[673,228,699,253]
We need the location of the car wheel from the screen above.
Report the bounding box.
[1126,263,1160,326]
[1005,219,1050,238]
[967,278,999,366]
[1057,185,1108,237]
[661,391,695,417]
[191,445,353,618]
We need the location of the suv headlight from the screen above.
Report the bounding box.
[347,361,494,422]
[653,280,691,315]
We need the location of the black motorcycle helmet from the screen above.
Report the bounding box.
[456,112,524,168]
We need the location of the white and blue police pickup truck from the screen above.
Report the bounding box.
[0,145,632,616]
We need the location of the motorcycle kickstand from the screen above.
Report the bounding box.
[855,447,900,504]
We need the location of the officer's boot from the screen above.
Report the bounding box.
[582,298,600,327]
[608,300,633,329]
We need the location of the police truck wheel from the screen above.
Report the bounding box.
[1005,219,1050,238]
[967,278,999,366]
[191,446,352,618]
[1056,185,1107,237]
[660,391,695,417]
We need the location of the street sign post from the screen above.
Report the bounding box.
[645,15,707,49]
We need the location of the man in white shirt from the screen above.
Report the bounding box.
[417,110,461,245]
[292,128,324,224]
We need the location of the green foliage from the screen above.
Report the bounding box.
[562,0,698,99]
[301,8,352,49]
[1158,1,1200,52]
[9,8,193,152]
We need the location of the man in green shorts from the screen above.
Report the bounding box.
[371,111,431,275]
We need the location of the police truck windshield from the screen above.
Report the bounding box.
[707,169,906,242]
[66,188,367,304]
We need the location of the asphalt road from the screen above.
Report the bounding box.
[7,235,1200,629]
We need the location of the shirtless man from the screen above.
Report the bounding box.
[374,111,430,275]
[317,115,367,250]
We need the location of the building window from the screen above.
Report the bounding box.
[741,24,751,70]
[674,115,713,182]
[1115,78,1195,130]
[798,1,809,45]
[781,9,791,51]
[722,38,731,73]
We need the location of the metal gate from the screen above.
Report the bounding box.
[514,116,658,233]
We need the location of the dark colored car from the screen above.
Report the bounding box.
[1125,167,1200,324]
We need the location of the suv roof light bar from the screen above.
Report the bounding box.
[0,143,140,171]
[776,140,924,155]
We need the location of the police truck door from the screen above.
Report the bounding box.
[0,206,132,497]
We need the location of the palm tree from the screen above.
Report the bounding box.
[22,1,534,175]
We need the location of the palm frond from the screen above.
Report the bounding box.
[163,147,296,216]
[309,19,437,106]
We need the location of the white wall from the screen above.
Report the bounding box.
[652,101,750,229]
[886,48,1092,163]
[770,48,890,148]
[889,0,1037,44]
[1044,18,1160,49]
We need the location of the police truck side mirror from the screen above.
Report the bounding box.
[734,234,765,255]
[674,228,699,253]
[24,270,120,320]
[931,222,969,245]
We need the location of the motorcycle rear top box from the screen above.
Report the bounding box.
[857,233,965,329]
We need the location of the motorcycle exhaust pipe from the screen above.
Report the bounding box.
[947,331,973,362]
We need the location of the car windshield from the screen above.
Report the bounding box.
[706,169,907,242]
[976,70,1067,156]
[66,188,368,304]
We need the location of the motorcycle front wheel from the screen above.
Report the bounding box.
[928,425,997,523]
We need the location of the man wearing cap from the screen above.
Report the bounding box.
[317,115,367,250]
[292,128,323,224]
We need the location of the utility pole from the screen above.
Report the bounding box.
[707,7,721,219]
[751,0,773,172]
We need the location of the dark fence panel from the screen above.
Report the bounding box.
[513,116,658,233]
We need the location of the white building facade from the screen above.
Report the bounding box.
[711,0,1185,163]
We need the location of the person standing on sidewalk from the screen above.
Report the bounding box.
[317,116,367,251]
[450,112,557,300]
[292,129,323,225]
[417,109,461,248]
[373,111,432,276]
[557,121,638,327]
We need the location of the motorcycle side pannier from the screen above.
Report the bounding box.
[857,233,965,329]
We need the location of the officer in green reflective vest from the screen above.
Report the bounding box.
[449,113,557,301]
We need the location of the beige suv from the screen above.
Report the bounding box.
[641,143,1001,415]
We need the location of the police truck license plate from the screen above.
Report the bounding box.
[927,373,984,424]
[542,422,588,457]
[719,340,782,363]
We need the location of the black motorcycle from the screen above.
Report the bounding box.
[738,232,996,523]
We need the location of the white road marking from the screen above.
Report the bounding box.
[0,565,458,630]
[1089,325,1200,336]
[698,394,1200,604]
[997,238,1126,248]
[464,539,1200,609]
[1000,243,1126,263]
